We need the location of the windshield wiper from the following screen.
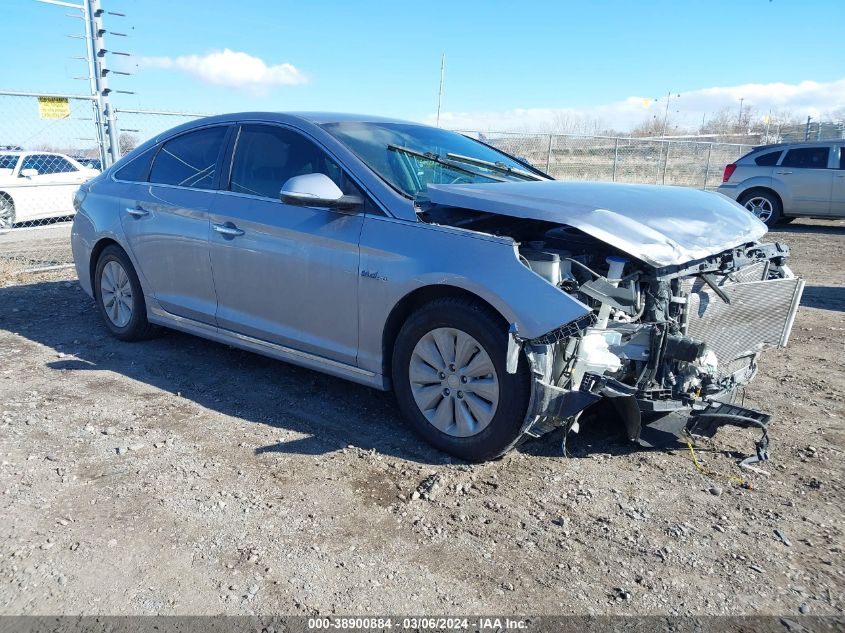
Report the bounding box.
[445,152,546,181]
[387,144,506,182]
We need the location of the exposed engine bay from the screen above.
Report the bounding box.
[422,205,806,460]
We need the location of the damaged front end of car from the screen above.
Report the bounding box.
[515,241,803,462]
[423,182,805,461]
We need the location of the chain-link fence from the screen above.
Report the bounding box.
[0,92,106,277]
[0,97,214,277]
[461,131,753,189]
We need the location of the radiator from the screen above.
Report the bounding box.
[684,275,804,371]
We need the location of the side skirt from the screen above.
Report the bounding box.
[147,306,389,391]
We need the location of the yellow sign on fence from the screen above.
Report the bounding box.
[37,96,70,120]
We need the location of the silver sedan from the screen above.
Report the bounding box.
[72,113,803,461]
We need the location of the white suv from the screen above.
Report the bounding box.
[718,141,845,226]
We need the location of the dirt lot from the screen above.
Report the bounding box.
[0,220,843,617]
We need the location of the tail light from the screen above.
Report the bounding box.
[722,164,737,182]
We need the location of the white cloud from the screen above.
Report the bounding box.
[140,49,307,91]
[426,78,845,132]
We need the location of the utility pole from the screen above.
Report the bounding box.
[36,0,105,163]
[737,97,745,131]
[764,109,771,144]
[661,91,679,138]
[436,53,445,128]
[805,116,812,141]
[36,0,130,166]
[87,0,119,165]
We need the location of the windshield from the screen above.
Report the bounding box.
[0,154,20,170]
[320,121,545,200]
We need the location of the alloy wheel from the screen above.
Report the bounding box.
[0,198,14,230]
[100,260,133,328]
[409,327,500,438]
[743,196,774,223]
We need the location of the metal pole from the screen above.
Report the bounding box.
[764,110,771,145]
[612,137,619,181]
[81,0,106,165]
[435,53,445,128]
[661,91,670,138]
[703,143,712,190]
[662,140,670,185]
[805,116,811,141]
[545,134,553,173]
[86,0,119,165]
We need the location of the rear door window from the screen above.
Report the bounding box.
[781,146,829,169]
[0,155,20,170]
[838,147,845,170]
[149,126,228,189]
[754,150,782,166]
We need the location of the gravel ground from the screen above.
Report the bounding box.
[0,219,842,617]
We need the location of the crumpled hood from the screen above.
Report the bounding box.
[426,181,767,268]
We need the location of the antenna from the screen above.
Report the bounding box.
[436,53,446,128]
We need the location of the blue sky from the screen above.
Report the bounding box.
[4,0,845,131]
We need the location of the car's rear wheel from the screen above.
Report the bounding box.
[739,190,782,227]
[0,194,15,230]
[392,297,531,462]
[94,245,155,341]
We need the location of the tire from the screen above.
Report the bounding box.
[0,193,15,230]
[738,190,782,227]
[392,297,531,462]
[94,245,156,341]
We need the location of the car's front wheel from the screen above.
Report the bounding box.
[739,190,782,227]
[0,194,15,230]
[94,245,155,341]
[392,297,531,462]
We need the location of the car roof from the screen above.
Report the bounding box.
[752,140,840,152]
[0,150,75,157]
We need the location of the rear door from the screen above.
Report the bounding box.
[776,146,832,215]
[119,124,231,325]
[208,123,365,365]
[832,145,845,216]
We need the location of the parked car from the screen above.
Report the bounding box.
[0,151,100,228]
[71,113,803,462]
[718,140,845,226]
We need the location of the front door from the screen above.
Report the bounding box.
[120,125,230,325]
[209,123,364,365]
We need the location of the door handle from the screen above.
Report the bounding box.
[125,206,149,218]
[776,170,793,175]
[212,223,245,237]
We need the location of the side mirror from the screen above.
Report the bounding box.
[280,173,362,210]
[20,168,38,178]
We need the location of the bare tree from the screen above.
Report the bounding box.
[119,133,139,156]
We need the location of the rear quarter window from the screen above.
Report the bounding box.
[114,146,156,182]
[753,150,782,166]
